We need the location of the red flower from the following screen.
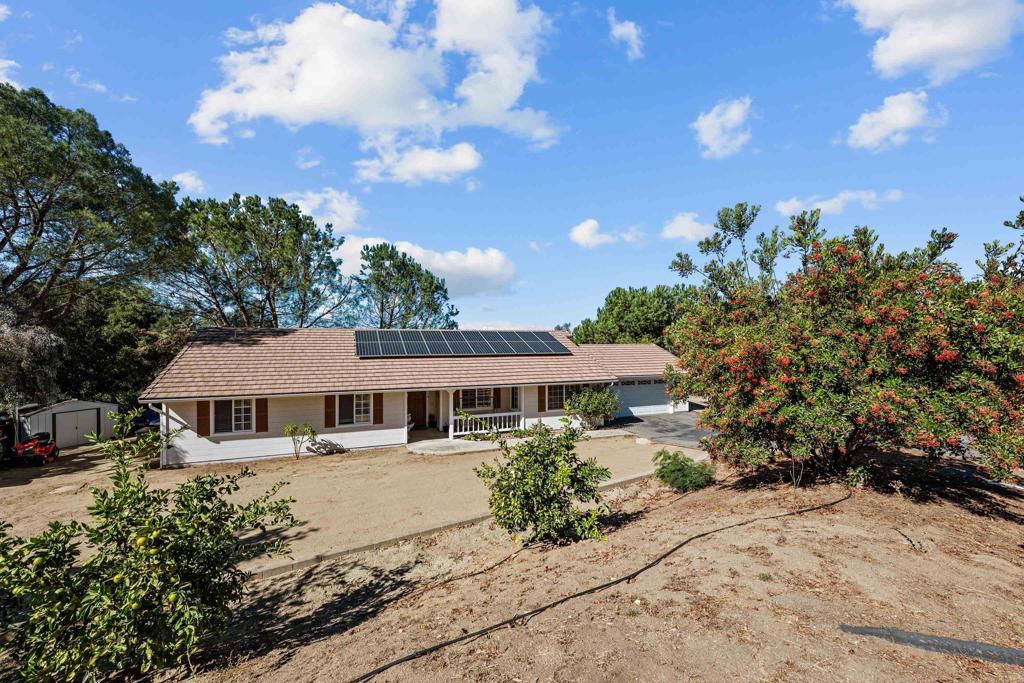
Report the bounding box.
[935,349,959,363]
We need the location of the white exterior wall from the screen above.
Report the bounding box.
[521,385,585,429]
[163,392,407,466]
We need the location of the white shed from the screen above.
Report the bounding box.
[23,400,118,448]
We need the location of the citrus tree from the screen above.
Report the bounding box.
[0,410,300,681]
[666,201,1024,483]
[475,421,611,543]
[564,386,620,429]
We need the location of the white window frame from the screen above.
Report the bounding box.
[213,398,254,435]
[509,387,520,411]
[338,393,373,426]
[459,388,493,411]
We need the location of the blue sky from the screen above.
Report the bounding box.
[2,1,1022,327]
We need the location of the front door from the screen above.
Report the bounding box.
[407,391,428,428]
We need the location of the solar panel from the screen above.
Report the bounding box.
[354,329,570,357]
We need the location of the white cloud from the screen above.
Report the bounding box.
[608,8,643,61]
[0,5,10,22]
[189,1,557,173]
[775,189,903,216]
[528,239,551,253]
[355,142,482,184]
[0,59,19,87]
[569,218,646,248]
[337,235,516,297]
[65,67,136,102]
[284,187,363,233]
[569,218,617,248]
[839,0,1024,85]
[295,146,322,170]
[660,212,713,241]
[171,171,206,195]
[691,96,753,159]
[620,225,645,244]
[847,90,944,151]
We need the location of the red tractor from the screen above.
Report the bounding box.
[1,415,60,467]
[14,432,60,465]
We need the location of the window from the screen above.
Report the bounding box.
[214,399,253,433]
[459,388,493,411]
[510,387,520,410]
[654,379,667,384]
[546,384,582,411]
[339,393,372,425]
[621,380,636,386]
[638,379,653,385]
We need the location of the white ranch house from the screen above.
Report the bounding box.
[140,328,685,466]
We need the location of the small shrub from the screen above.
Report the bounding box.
[475,419,611,543]
[757,572,774,582]
[625,608,640,617]
[0,410,300,681]
[845,465,869,488]
[284,422,316,459]
[565,386,620,430]
[652,449,715,492]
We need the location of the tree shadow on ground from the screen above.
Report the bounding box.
[0,447,111,487]
[723,450,1023,525]
[194,559,421,674]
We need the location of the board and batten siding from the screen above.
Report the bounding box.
[162,392,407,466]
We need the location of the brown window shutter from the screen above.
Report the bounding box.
[373,393,384,425]
[196,401,210,437]
[537,386,546,413]
[255,398,268,433]
[493,388,501,409]
[324,395,336,429]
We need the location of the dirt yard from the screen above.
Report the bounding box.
[168,454,1024,683]
[0,435,676,573]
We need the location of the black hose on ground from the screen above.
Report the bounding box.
[346,491,852,682]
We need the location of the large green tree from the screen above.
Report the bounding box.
[47,282,189,406]
[571,285,688,346]
[0,85,178,324]
[666,202,1024,483]
[161,194,351,328]
[352,243,458,329]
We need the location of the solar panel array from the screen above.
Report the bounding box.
[355,329,571,358]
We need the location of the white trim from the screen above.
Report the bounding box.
[212,398,255,435]
[337,392,373,427]
[142,379,618,404]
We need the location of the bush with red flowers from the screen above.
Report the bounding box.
[666,199,1024,483]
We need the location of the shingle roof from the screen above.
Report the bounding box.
[571,343,678,378]
[139,328,639,401]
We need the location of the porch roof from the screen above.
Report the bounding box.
[140,328,621,401]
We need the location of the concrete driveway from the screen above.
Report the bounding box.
[612,409,713,449]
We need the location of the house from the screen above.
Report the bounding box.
[139,328,684,466]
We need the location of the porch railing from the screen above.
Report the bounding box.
[452,411,523,436]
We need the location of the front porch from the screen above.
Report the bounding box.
[406,387,526,440]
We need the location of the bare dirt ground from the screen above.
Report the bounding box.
[0,436,672,573]
[175,454,1024,683]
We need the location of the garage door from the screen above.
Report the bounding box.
[55,409,99,448]
[614,380,671,417]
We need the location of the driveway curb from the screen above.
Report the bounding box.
[251,470,656,581]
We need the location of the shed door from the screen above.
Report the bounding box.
[614,380,671,417]
[55,409,99,448]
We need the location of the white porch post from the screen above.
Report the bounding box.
[519,385,526,429]
[448,389,455,440]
